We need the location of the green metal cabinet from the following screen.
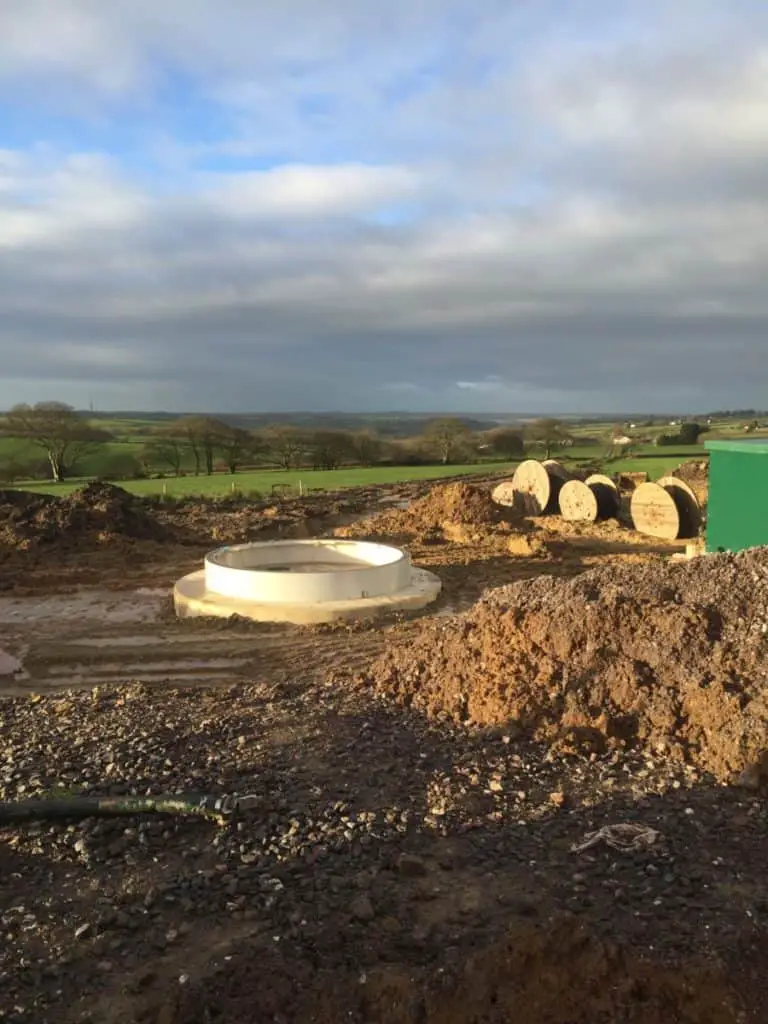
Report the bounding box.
[705,439,768,553]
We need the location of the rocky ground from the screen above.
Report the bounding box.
[2,678,767,1023]
[3,464,767,1022]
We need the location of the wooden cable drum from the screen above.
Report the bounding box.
[542,459,570,480]
[630,480,700,540]
[491,480,517,507]
[559,478,620,522]
[585,473,618,493]
[657,476,702,536]
[510,459,569,515]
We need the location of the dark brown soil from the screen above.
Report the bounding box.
[170,918,744,1024]
[367,548,768,781]
[0,482,169,552]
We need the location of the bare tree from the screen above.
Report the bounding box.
[485,427,524,460]
[142,434,185,476]
[423,418,472,464]
[3,402,111,482]
[524,418,571,459]
[306,429,354,470]
[173,416,232,475]
[259,425,306,470]
[217,426,258,474]
[351,430,383,467]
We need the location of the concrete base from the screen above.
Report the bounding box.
[174,566,442,624]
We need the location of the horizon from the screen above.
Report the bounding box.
[1,2,767,413]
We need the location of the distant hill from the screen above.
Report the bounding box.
[80,410,506,438]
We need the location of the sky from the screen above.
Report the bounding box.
[1,1,767,414]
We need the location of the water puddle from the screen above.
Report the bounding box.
[0,649,22,675]
[44,657,250,676]
[0,588,170,625]
[73,635,185,648]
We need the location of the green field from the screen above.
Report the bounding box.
[14,462,508,499]
[10,442,706,499]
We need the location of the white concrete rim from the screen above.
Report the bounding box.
[203,538,413,605]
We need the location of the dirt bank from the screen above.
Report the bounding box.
[0,482,169,553]
[366,548,768,780]
[170,918,745,1023]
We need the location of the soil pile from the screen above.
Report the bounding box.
[0,482,168,551]
[158,491,367,545]
[338,481,516,543]
[367,548,768,779]
[673,460,709,505]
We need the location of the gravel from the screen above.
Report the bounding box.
[1,677,767,1021]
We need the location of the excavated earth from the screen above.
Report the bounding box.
[366,549,768,781]
[1,470,767,1022]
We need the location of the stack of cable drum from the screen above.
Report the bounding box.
[491,458,702,541]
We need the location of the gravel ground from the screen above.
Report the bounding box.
[1,677,767,1022]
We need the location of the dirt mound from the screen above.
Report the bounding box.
[366,548,768,780]
[169,918,743,1023]
[0,481,169,551]
[338,481,517,543]
[673,460,709,505]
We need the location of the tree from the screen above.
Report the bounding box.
[485,427,524,460]
[678,422,705,445]
[351,430,383,467]
[217,426,257,475]
[260,425,306,470]
[306,429,354,470]
[524,418,571,459]
[142,434,185,476]
[3,402,111,482]
[173,416,232,475]
[423,418,472,464]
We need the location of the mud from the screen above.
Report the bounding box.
[169,918,745,1024]
[367,548,768,781]
[0,482,169,554]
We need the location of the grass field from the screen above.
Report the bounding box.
[14,462,507,499]
[11,444,706,499]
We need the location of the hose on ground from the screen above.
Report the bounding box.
[0,792,260,826]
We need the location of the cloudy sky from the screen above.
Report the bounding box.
[1,1,767,413]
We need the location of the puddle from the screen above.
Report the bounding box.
[0,649,22,675]
[9,671,242,692]
[377,498,410,509]
[44,657,250,676]
[73,635,185,648]
[0,588,170,625]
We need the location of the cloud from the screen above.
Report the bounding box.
[0,2,766,412]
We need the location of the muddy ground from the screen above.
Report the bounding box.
[2,469,767,1023]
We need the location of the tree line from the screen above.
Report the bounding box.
[0,403,588,484]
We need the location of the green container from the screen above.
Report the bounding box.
[705,439,768,553]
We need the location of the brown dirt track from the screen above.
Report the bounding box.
[3,465,768,1023]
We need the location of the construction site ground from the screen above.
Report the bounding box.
[1,472,767,1022]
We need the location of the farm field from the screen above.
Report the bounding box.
[10,443,706,498]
